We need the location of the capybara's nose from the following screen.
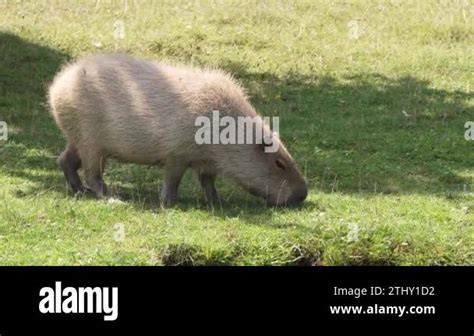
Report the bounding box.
[288,184,308,205]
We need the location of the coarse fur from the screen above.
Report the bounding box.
[49,53,307,207]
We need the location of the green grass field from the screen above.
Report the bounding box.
[0,1,473,265]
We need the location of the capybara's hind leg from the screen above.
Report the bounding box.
[198,173,219,204]
[81,151,107,199]
[160,160,187,208]
[58,144,85,193]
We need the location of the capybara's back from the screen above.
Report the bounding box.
[50,54,201,165]
[49,53,307,207]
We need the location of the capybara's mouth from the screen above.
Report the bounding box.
[246,185,307,207]
[266,185,307,207]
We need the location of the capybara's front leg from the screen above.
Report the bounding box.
[199,173,219,205]
[81,150,108,199]
[160,161,187,208]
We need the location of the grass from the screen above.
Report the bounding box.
[0,0,473,265]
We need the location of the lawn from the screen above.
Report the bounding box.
[0,0,472,265]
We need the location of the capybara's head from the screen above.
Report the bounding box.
[217,133,308,206]
[197,74,307,206]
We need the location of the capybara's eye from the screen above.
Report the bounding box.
[275,159,286,170]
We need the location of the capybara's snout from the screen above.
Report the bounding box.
[265,181,308,207]
[287,183,308,205]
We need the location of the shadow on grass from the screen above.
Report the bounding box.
[0,32,70,125]
[218,59,474,197]
[1,32,473,225]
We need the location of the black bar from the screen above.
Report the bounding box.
[0,267,472,335]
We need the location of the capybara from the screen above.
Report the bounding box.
[48,54,307,207]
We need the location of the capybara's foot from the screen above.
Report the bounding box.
[160,194,177,208]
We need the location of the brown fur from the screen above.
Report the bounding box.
[49,54,307,206]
